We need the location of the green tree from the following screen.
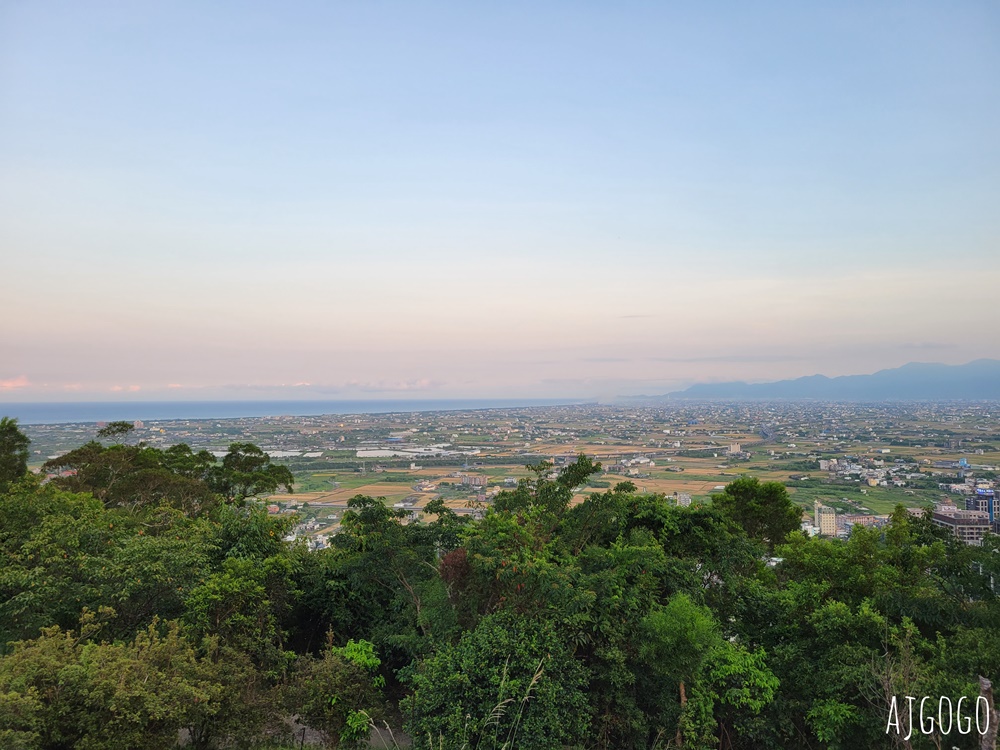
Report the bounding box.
[96,420,136,443]
[183,555,296,671]
[181,636,288,750]
[712,476,801,552]
[0,691,41,750]
[207,443,294,503]
[493,454,601,518]
[160,443,217,480]
[0,609,289,750]
[0,417,29,492]
[0,477,222,648]
[42,442,218,515]
[639,594,722,746]
[0,611,201,750]
[323,495,449,660]
[403,612,589,749]
[286,637,384,748]
[0,481,119,646]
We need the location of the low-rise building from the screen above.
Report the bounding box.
[842,514,883,528]
[931,510,992,545]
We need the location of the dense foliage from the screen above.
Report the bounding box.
[1,419,998,748]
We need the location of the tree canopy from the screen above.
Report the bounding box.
[711,475,802,552]
[0,417,29,492]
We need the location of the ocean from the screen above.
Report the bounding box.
[0,399,585,425]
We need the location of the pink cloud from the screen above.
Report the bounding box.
[128,385,141,392]
[0,375,30,390]
[167,383,183,389]
[110,385,124,392]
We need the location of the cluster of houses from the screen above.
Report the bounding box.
[605,455,656,478]
[818,455,920,488]
[803,502,892,539]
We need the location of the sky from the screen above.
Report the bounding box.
[2,1,999,402]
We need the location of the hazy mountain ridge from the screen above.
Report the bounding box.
[665,359,1000,400]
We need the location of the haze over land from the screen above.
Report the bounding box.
[2,2,999,401]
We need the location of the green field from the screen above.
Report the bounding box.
[785,482,940,515]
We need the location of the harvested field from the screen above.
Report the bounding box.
[287,482,421,504]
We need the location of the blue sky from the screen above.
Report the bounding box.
[2,1,998,400]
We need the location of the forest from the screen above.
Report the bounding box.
[1,416,999,749]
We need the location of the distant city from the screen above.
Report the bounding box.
[24,400,1000,550]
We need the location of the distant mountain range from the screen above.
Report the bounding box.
[662,359,1000,401]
